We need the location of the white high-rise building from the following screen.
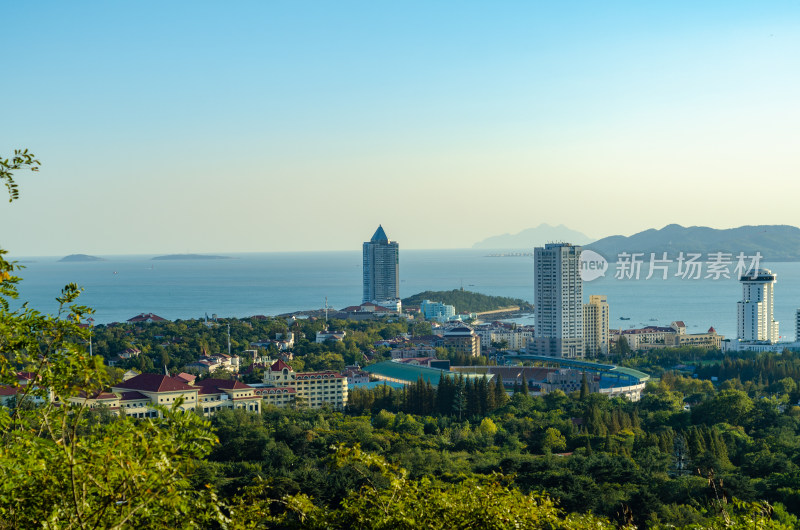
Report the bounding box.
[362,225,399,305]
[737,269,779,344]
[530,243,583,358]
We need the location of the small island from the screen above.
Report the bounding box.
[151,254,233,261]
[403,289,532,314]
[59,254,106,262]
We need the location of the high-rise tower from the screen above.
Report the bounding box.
[737,268,779,343]
[583,295,610,356]
[362,225,399,305]
[530,243,583,358]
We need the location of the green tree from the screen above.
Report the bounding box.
[542,427,567,454]
[0,153,224,528]
[229,445,624,529]
[520,374,529,396]
[580,372,589,399]
[0,149,39,202]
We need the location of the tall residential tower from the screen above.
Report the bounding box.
[530,243,583,358]
[362,225,399,306]
[583,295,610,356]
[737,268,779,344]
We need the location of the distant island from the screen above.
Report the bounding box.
[473,223,594,249]
[151,254,233,261]
[403,289,533,314]
[58,254,105,262]
[585,224,800,262]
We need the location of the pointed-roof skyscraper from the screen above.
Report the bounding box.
[363,225,399,305]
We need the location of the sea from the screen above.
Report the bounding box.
[7,250,800,342]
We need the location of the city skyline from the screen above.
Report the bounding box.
[3,2,800,256]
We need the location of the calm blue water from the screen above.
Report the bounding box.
[7,250,800,341]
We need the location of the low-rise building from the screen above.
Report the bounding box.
[0,372,54,407]
[390,345,438,359]
[419,300,456,323]
[109,373,261,417]
[185,353,240,374]
[611,321,723,351]
[441,326,481,357]
[474,322,535,350]
[127,313,168,324]
[666,327,722,349]
[250,332,295,351]
[195,378,262,415]
[541,369,600,394]
[259,359,348,409]
[335,302,399,320]
[342,365,371,385]
[316,330,346,343]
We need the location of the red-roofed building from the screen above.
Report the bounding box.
[175,372,197,385]
[69,390,121,411]
[194,378,261,414]
[0,372,53,406]
[127,313,168,323]
[59,372,265,418]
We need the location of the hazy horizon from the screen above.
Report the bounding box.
[10,218,800,259]
[3,2,800,255]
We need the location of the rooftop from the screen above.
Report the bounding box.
[370,225,389,243]
[364,360,483,386]
[114,373,196,393]
[195,378,252,394]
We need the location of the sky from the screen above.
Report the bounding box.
[2,1,800,256]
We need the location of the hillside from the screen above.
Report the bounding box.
[585,224,800,261]
[403,289,532,313]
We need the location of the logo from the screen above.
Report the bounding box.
[580,250,608,282]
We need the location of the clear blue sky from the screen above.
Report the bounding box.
[3,1,800,255]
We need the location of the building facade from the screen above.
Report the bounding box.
[796,308,800,344]
[441,325,481,357]
[474,323,534,350]
[583,295,609,356]
[362,225,399,305]
[261,359,348,409]
[737,269,779,343]
[532,243,583,358]
[68,374,263,418]
[419,299,456,322]
[611,321,722,351]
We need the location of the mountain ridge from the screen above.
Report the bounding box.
[585,224,800,261]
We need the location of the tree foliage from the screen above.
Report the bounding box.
[402,289,532,313]
[0,152,224,528]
